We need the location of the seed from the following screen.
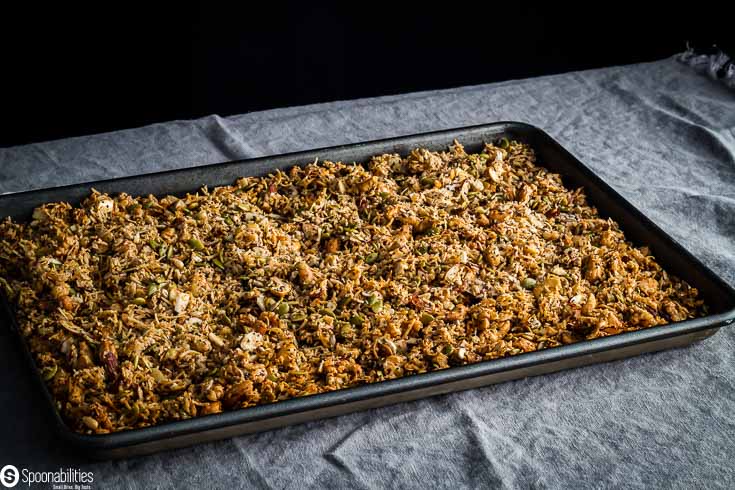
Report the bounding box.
[212,257,225,270]
[366,293,381,307]
[42,364,58,381]
[365,252,379,264]
[319,307,336,318]
[521,277,537,290]
[151,368,166,383]
[265,297,276,311]
[275,302,290,316]
[0,277,12,296]
[340,323,355,339]
[291,311,307,322]
[370,299,383,313]
[132,297,147,306]
[188,238,205,251]
[350,314,365,327]
[420,312,435,326]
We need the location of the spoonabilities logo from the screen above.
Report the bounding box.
[0,465,19,488]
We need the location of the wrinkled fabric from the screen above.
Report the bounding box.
[678,47,735,89]
[0,56,734,489]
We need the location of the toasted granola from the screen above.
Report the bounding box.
[0,140,706,434]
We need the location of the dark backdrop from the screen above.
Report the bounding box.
[0,3,730,147]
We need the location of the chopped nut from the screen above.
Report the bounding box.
[325,238,340,253]
[297,262,315,285]
[240,332,263,352]
[200,401,222,415]
[171,290,190,314]
[82,416,99,431]
[268,278,292,298]
[224,380,256,409]
[208,332,225,348]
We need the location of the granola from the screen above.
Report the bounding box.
[0,139,706,434]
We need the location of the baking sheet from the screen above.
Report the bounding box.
[3,121,732,459]
[1,56,734,487]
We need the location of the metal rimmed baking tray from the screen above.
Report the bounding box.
[1,122,734,459]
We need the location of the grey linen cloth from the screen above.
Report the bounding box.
[0,56,733,489]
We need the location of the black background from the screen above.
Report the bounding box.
[0,3,731,147]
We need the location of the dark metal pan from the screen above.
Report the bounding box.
[2,122,734,459]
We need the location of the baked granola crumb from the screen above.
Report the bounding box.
[0,140,706,433]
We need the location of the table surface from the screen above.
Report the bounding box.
[1,56,734,489]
